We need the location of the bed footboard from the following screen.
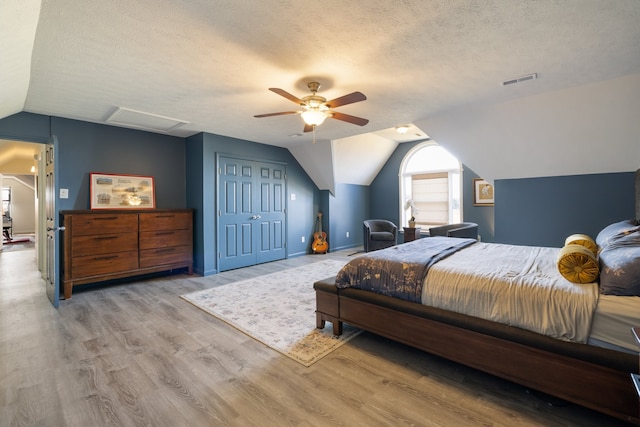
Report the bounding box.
[315,279,342,335]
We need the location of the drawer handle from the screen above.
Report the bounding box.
[155,248,175,254]
[94,216,119,221]
[94,255,119,260]
[155,231,175,236]
[95,236,119,240]
[155,215,175,218]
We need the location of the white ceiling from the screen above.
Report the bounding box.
[0,140,41,175]
[2,1,640,185]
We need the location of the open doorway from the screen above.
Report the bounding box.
[0,140,45,273]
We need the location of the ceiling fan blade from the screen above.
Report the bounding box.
[303,123,314,133]
[269,88,304,105]
[330,111,369,126]
[324,92,367,109]
[254,111,298,118]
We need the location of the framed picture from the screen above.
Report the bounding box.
[473,178,494,206]
[90,173,155,209]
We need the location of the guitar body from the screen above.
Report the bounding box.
[312,212,328,254]
[312,231,328,254]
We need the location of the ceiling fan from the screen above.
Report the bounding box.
[254,81,369,133]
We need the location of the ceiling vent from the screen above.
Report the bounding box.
[106,107,189,133]
[502,73,538,86]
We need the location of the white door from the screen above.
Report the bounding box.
[45,140,60,307]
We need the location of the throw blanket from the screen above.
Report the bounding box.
[423,242,600,343]
[335,237,476,303]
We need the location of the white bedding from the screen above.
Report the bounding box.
[422,242,600,343]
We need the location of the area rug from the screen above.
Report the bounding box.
[181,259,361,366]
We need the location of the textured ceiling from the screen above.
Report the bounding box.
[2,1,640,183]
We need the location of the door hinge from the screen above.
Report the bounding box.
[218,210,221,217]
[218,252,221,258]
[218,167,222,175]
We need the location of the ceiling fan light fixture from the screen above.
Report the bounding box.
[255,81,368,131]
[301,109,328,126]
[395,125,410,134]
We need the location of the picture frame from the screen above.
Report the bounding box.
[473,178,494,206]
[90,173,155,209]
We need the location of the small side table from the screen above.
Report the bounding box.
[403,227,421,243]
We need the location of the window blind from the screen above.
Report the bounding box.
[411,172,448,227]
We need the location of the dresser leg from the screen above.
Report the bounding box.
[63,282,72,299]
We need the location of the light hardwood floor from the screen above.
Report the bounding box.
[0,247,634,426]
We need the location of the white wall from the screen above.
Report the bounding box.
[416,73,640,182]
[2,175,36,234]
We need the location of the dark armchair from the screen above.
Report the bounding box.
[363,219,398,252]
[429,222,478,239]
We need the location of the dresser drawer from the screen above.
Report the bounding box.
[139,245,192,268]
[72,232,138,257]
[139,211,191,232]
[71,250,139,278]
[71,214,138,236]
[61,209,193,299]
[139,229,191,250]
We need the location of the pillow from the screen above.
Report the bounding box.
[595,219,640,250]
[557,245,599,284]
[564,234,597,256]
[599,246,640,295]
[597,223,640,295]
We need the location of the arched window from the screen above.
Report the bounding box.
[399,142,462,229]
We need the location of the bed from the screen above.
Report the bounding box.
[314,172,640,424]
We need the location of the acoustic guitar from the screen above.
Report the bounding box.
[312,212,328,254]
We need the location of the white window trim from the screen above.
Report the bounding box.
[398,142,463,229]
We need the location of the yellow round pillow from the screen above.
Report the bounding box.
[557,244,599,284]
[564,233,598,256]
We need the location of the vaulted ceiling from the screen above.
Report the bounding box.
[2,1,639,186]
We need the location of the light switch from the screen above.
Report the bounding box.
[60,188,69,199]
[290,193,296,200]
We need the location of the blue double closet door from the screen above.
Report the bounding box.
[217,156,286,271]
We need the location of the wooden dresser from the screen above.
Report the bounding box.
[61,209,193,299]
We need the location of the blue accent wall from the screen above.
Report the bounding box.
[495,172,635,247]
[369,141,418,226]
[0,113,187,211]
[0,112,50,143]
[369,139,634,246]
[0,113,321,281]
[2,111,635,282]
[464,167,495,242]
[52,117,187,210]
[369,140,495,241]
[327,183,370,251]
[185,136,207,276]
[185,132,320,275]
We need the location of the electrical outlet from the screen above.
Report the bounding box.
[346,231,349,238]
[301,236,305,243]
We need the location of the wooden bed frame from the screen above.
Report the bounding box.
[316,169,640,423]
[315,279,639,423]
